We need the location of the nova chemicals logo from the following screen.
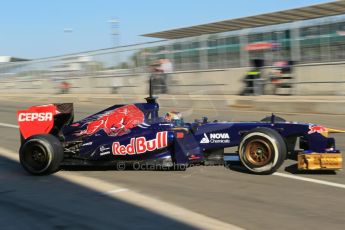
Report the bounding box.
[200,133,210,143]
[200,133,230,144]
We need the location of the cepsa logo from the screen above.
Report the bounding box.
[18,112,53,122]
[112,131,168,155]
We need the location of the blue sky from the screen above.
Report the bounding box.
[0,0,331,58]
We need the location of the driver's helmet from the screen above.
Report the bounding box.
[164,111,182,123]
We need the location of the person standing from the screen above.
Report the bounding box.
[240,59,264,95]
[60,81,71,94]
[148,59,162,94]
[158,58,173,94]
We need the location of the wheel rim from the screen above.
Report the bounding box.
[23,143,50,173]
[245,139,272,166]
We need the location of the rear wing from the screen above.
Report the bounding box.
[17,103,73,140]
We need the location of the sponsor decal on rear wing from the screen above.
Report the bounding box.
[17,104,58,139]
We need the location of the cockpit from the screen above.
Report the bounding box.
[136,102,186,127]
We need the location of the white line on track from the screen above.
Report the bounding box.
[273,172,345,189]
[0,146,242,230]
[0,122,18,129]
[102,188,129,195]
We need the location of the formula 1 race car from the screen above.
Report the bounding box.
[17,83,344,175]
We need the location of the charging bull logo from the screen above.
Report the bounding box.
[308,125,328,134]
[80,104,146,137]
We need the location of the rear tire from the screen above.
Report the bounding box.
[239,128,287,175]
[19,134,63,175]
[20,133,25,145]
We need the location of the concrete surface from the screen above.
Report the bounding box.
[1,62,345,96]
[1,99,345,229]
[1,93,345,115]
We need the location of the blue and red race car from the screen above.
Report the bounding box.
[17,91,343,175]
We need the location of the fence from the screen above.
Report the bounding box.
[1,14,345,95]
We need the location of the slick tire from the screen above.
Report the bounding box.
[239,128,287,175]
[20,133,25,145]
[19,134,64,175]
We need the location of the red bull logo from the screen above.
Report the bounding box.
[112,131,168,155]
[80,104,145,136]
[308,125,328,134]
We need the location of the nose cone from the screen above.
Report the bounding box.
[327,128,345,134]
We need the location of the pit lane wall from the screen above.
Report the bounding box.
[1,62,345,96]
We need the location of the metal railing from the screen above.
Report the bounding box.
[1,15,345,96]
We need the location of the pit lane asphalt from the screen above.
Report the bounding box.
[0,99,345,230]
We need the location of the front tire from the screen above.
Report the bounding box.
[239,128,287,174]
[19,134,63,175]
